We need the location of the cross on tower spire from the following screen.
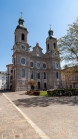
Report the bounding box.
[18,12,24,26]
[20,12,23,18]
[50,24,51,29]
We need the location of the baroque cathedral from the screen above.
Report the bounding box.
[11,15,61,91]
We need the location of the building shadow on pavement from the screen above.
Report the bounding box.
[1,90,14,93]
[13,96,78,107]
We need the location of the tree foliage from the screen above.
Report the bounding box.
[58,18,78,66]
[28,80,37,90]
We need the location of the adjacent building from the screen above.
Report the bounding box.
[6,64,13,90]
[0,71,6,90]
[62,66,78,88]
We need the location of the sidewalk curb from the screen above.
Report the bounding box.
[3,93,50,139]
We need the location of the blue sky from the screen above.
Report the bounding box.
[0,0,78,71]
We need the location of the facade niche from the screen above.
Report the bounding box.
[43,63,46,68]
[30,62,33,67]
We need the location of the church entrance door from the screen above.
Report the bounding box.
[44,82,46,89]
[38,82,40,90]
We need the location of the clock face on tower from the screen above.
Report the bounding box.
[21,45,26,50]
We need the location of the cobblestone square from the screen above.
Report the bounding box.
[0,91,78,139]
[0,93,42,139]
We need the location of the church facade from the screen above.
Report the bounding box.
[11,16,61,91]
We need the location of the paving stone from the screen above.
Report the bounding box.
[0,130,5,134]
[5,91,78,139]
[2,133,9,137]
[6,136,14,139]
[23,136,33,139]
[0,94,42,139]
[9,132,14,136]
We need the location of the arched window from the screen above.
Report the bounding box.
[30,71,33,79]
[54,43,56,48]
[22,69,25,78]
[47,44,49,51]
[21,58,25,64]
[37,72,40,79]
[21,33,25,41]
[44,72,46,79]
[55,63,58,68]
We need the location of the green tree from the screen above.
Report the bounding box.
[58,18,78,66]
[28,80,37,90]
